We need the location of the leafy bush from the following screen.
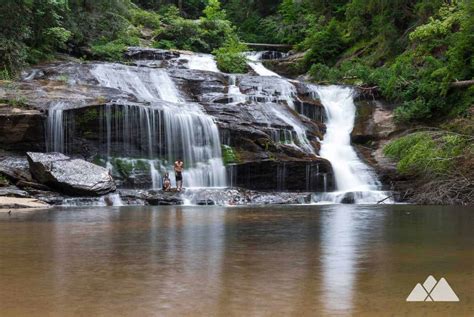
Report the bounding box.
[130,8,161,29]
[154,1,236,53]
[203,0,227,21]
[214,38,248,73]
[301,18,345,68]
[91,31,140,61]
[154,18,207,51]
[383,131,468,176]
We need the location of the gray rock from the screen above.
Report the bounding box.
[27,152,116,196]
[0,154,33,183]
[124,47,180,60]
[143,190,184,205]
[0,186,30,198]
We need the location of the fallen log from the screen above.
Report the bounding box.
[450,80,474,88]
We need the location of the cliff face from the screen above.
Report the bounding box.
[0,49,334,193]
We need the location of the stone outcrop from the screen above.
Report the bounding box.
[27,152,116,196]
[124,47,180,61]
[262,52,306,78]
[350,98,408,194]
[0,104,45,151]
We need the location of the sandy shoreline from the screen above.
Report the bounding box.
[0,197,50,210]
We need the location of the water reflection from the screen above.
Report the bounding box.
[0,205,472,316]
[321,206,357,313]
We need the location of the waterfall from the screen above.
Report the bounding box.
[246,52,281,77]
[261,103,315,154]
[89,63,226,188]
[311,85,392,203]
[227,75,246,104]
[47,101,67,153]
[181,53,220,73]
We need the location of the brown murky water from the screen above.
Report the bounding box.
[0,205,472,316]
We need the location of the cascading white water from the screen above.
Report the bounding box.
[261,103,315,154]
[227,75,247,104]
[90,63,226,188]
[181,53,220,73]
[246,52,281,77]
[47,101,67,153]
[243,54,314,154]
[312,85,392,203]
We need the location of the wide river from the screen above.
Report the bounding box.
[0,205,472,316]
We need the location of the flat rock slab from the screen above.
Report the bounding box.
[27,152,116,196]
[0,197,49,209]
[0,186,30,198]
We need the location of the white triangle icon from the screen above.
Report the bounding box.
[406,283,428,301]
[430,278,460,301]
[406,276,460,302]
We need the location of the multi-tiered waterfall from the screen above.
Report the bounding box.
[247,53,391,204]
[43,48,391,204]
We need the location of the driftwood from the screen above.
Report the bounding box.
[450,80,474,88]
[377,195,394,204]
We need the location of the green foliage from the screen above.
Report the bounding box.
[130,8,161,29]
[0,69,12,81]
[91,40,128,61]
[0,173,9,186]
[213,38,248,73]
[203,0,227,21]
[155,2,237,53]
[303,1,473,123]
[221,145,239,165]
[155,17,206,51]
[383,131,468,176]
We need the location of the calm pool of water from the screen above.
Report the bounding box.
[0,205,472,316]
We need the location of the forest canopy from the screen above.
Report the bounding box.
[0,0,472,123]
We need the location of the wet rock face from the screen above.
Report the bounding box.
[27,152,116,196]
[228,160,334,191]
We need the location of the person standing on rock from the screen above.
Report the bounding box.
[174,159,184,191]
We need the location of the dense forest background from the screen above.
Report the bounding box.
[0,0,472,199]
[1,0,472,123]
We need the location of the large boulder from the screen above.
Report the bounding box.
[26,152,115,196]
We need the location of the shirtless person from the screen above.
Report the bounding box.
[174,159,184,191]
